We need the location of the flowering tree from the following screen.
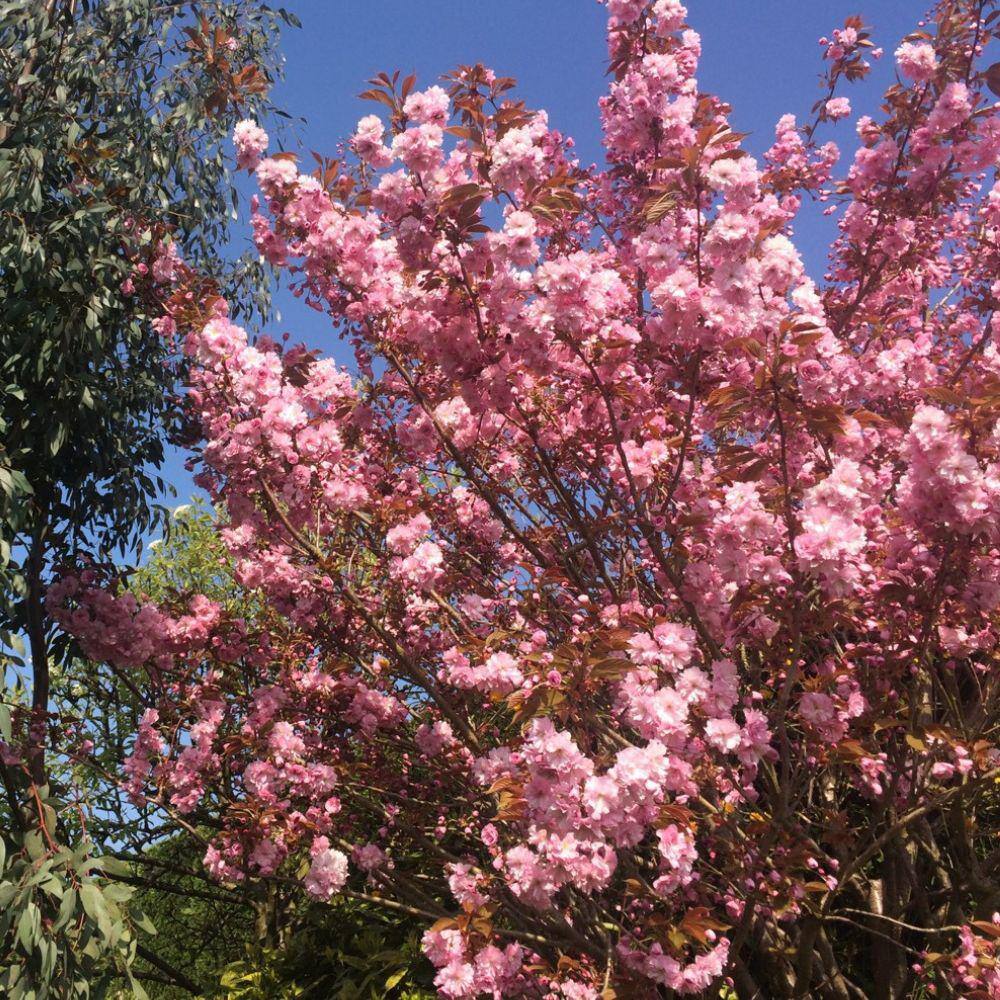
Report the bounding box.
[48,0,1000,995]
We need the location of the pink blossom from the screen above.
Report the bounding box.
[895,41,938,82]
[233,119,269,170]
[403,85,450,126]
[305,841,349,900]
[825,97,851,120]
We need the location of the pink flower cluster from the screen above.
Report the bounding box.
[233,119,269,170]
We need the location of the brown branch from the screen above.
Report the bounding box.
[135,943,202,995]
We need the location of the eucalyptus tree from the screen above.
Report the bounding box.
[0,1,294,994]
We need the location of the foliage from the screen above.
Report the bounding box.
[0,0,293,994]
[133,503,247,611]
[0,785,155,1000]
[53,0,1000,997]
[215,899,435,1000]
[0,0,288,609]
[124,829,255,1000]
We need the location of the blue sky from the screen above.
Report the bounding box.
[159,0,927,511]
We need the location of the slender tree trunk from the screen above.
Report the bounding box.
[26,517,49,788]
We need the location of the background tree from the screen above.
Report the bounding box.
[0,1,294,995]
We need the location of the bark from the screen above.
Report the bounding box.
[25,520,50,788]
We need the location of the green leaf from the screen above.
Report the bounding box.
[54,888,77,932]
[80,881,112,940]
[16,902,40,953]
[23,830,45,861]
[385,968,407,990]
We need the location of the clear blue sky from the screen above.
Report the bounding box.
[158,0,928,513]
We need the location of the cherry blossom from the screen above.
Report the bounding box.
[50,1,1000,995]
